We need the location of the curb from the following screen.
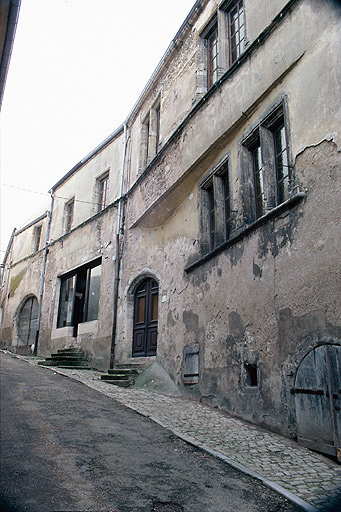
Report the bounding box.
[1,351,322,511]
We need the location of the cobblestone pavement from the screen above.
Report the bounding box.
[12,355,341,511]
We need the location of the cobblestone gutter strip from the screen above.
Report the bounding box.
[7,354,341,511]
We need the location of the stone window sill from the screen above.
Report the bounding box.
[185,192,305,273]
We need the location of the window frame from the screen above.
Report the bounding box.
[240,102,293,223]
[140,96,161,171]
[64,198,74,234]
[97,172,109,212]
[225,0,245,67]
[199,1,245,94]
[33,225,42,252]
[57,258,102,332]
[199,159,232,254]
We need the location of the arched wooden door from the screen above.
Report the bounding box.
[132,278,158,357]
[18,297,39,354]
[293,344,341,460]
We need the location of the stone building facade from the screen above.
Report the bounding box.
[1,0,341,458]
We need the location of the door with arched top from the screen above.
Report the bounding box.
[17,296,38,354]
[132,278,158,357]
[293,344,341,460]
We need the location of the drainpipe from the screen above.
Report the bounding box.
[33,190,54,356]
[110,122,128,369]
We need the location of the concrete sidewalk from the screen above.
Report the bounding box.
[8,353,341,511]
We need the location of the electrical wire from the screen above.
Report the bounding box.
[1,183,100,206]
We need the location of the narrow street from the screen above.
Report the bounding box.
[0,352,301,512]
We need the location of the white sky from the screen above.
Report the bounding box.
[0,0,196,254]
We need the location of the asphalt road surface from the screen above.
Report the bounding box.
[0,352,302,512]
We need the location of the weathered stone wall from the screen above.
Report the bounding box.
[1,0,340,442]
[115,0,341,438]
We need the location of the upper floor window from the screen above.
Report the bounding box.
[33,225,42,252]
[206,25,219,89]
[199,160,232,253]
[140,97,161,171]
[198,1,245,94]
[226,0,245,66]
[98,172,109,212]
[64,198,74,233]
[240,103,292,222]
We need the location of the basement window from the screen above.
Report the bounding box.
[244,363,258,387]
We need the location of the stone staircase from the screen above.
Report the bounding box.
[100,363,145,387]
[38,348,91,369]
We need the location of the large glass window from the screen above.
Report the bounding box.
[57,259,101,335]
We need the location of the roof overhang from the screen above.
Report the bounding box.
[0,0,21,110]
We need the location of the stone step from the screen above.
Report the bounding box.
[107,368,138,376]
[100,379,132,388]
[101,374,133,381]
[50,354,86,360]
[115,363,145,369]
[56,348,83,354]
[38,360,89,367]
[57,365,91,370]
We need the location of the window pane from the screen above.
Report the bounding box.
[58,276,75,327]
[208,184,215,249]
[208,28,218,87]
[87,265,101,321]
[253,145,264,217]
[274,126,289,204]
[137,296,146,323]
[151,293,158,321]
[229,0,244,65]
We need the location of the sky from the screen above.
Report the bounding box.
[0,0,196,255]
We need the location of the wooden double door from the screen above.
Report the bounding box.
[132,278,158,357]
[294,344,341,460]
[17,297,38,354]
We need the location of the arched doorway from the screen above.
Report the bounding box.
[17,296,39,354]
[132,278,158,357]
[293,344,341,459]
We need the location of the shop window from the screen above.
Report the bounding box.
[57,258,101,336]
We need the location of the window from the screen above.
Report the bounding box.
[199,1,245,93]
[98,173,109,212]
[241,104,292,222]
[244,362,258,387]
[140,97,161,171]
[226,0,245,66]
[200,160,232,253]
[207,26,219,89]
[33,225,42,252]
[57,259,101,337]
[64,199,74,233]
